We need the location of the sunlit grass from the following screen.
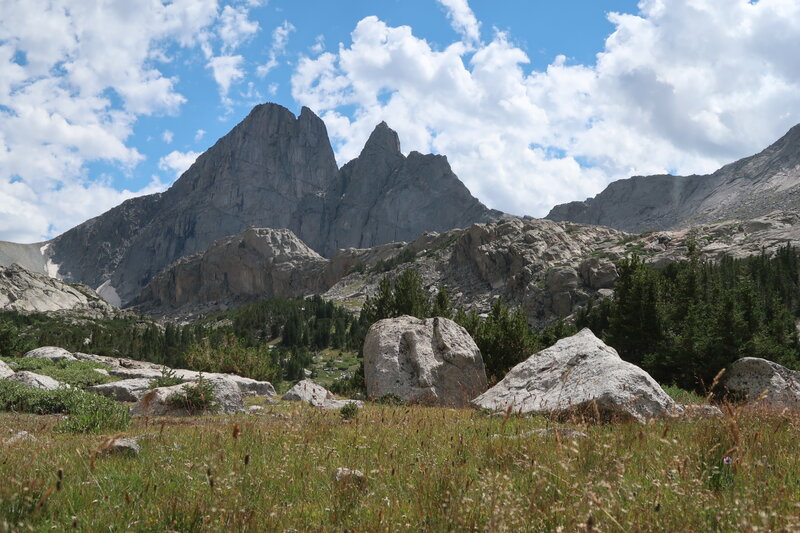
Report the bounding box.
[1,404,799,531]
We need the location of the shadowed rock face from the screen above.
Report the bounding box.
[29,104,498,306]
[547,123,800,232]
[132,227,331,317]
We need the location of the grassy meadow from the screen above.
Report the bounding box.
[2,402,799,532]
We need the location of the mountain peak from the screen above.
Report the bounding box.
[362,121,401,155]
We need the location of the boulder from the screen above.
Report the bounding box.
[7,371,62,390]
[131,378,243,416]
[24,346,76,362]
[3,431,37,446]
[717,357,800,410]
[363,316,487,407]
[320,399,365,410]
[282,380,334,406]
[100,437,141,457]
[89,378,153,402]
[0,360,13,379]
[471,329,676,423]
[579,258,618,290]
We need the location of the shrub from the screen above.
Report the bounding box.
[0,381,130,433]
[376,393,404,406]
[183,336,280,382]
[1,357,116,388]
[149,367,184,389]
[167,376,219,414]
[339,401,359,420]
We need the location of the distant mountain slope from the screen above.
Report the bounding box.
[546,124,800,232]
[0,103,500,306]
[0,264,114,315]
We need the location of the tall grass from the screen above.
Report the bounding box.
[1,403,798,531]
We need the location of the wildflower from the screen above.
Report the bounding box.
[723,456,733,465]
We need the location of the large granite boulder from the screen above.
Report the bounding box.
[0,360,13,379]
[131,377,243,416]
[717,357,800,410]
[471,329,675,422]
[363,316,488,407]
[24,346,76,362]
[89,378,154,402]
[7,371,63,391]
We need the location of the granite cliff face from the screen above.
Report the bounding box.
[10,103,498,306]
[547,124,800,232]
[321,123,501,251]
[0,264,114,315]
[133,228,330,317]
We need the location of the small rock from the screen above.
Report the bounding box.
[248,405,265,414]
[674,404,724,419]
[100,437,141,456]
[320,399,364,410]
[282,380,334,406]
[3,431,37,446]
[24,346,76,362]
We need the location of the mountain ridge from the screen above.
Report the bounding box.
[0,103,500,306]
[546,123,800,232]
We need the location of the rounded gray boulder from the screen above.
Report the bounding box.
[363,316,487,407]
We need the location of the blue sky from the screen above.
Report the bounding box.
[2,0,800,242]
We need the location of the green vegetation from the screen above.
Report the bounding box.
[0,382,129,433]
[578,244,800,391]
[167,377,219,414]
[1,406,798,531]
[338,401,359,420]
[148,367,184,389]
[0,357,116,388]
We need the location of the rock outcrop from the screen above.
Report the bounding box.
[133,227,330,316]
[89,378,154,402]
[24,346,76,362]
[7,371,62,391]
[1,104,497,307]
[131,378,244,416]
[0,264,114,314]
[0,360,14,379]
[326,218,627,326]
[547,123,800,232]
[471,329,676,422]
[717,357,800,410]
[71,352,275,397]
[363,316,488,407]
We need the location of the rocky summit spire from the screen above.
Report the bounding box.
[34,103,501,306]
[361,122,401,155]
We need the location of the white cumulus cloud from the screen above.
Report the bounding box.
[292,0,800,218]
[437,0,481,47]
[257,21,296,77]
[0,0,223,242]
[158,150,202,178]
